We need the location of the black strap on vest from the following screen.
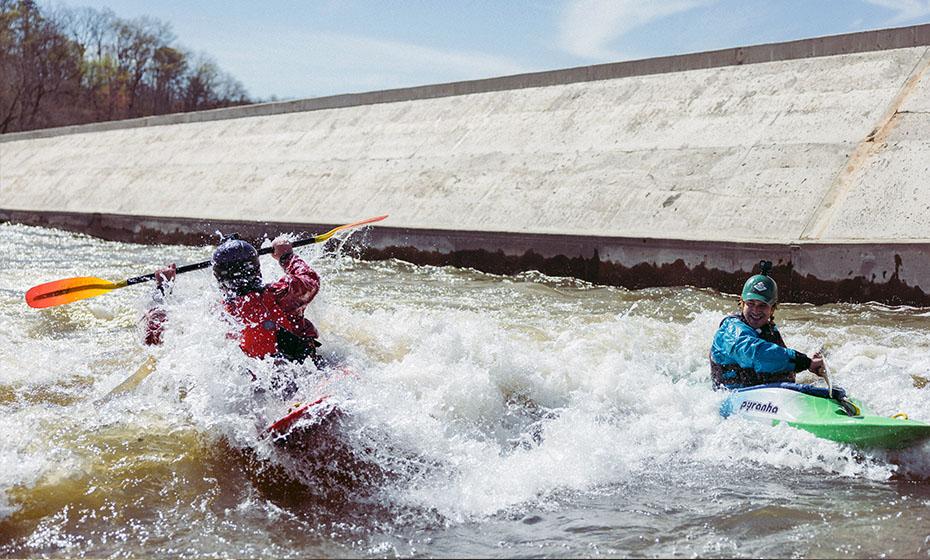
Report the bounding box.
[276,328,322,365]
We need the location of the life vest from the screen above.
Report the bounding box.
[225,287,319,363]
[710,312,796,388]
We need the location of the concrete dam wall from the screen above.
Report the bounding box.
[4,25,930,304]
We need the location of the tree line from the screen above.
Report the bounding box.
[1,0,253,133]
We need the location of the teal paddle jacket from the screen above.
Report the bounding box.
[710,313,811,389]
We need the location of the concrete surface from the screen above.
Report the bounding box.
[4,25,930,304]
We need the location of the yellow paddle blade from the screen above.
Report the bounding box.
[96,355,158,402]
[312,214,388,243]
[25,277,128,309]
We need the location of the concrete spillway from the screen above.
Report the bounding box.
[3,25,930,304]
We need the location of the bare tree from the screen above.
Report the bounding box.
[0,1,252,132]
[0,0,21,131]
[183,53,219,111]
[152,44,185,114]
[0,0,81,132]
[113,16,173,116]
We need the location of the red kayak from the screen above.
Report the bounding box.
[265,396,330,435]
[264,366,355,436]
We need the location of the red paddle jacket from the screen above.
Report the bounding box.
[143,253,321,360]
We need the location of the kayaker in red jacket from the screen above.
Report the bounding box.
[143,234,323,367]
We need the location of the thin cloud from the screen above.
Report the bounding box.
[306,32,528,83]
[558,0,711,60]
[864,0,930,23]
[222,30,532,99]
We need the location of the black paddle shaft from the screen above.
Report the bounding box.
[124,236,321,286]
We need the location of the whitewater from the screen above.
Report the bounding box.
[1,223,929,558]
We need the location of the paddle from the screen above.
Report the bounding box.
[26,215,388,309]
[94,355,158,404]
[816,346,862,416]
[816,345,832,398]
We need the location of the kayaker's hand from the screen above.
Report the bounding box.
[272,236,293,264]
[809,354,826,377]
[155,263,176,288]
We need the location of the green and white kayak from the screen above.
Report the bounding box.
[720,383,930,449]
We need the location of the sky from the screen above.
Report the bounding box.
[47,0,930,102]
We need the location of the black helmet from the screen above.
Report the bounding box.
[212,234,262,296]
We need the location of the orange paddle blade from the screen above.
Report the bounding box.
[26,277,127,309]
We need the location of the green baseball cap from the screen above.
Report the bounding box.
[741,274,777,305]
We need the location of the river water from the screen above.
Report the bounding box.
[1,222,929,558]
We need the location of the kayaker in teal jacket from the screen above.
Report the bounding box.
[710,261,826,389]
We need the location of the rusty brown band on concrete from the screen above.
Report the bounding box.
[4,24,930,143]
[3,209,928,306]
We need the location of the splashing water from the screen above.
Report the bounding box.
[1,223,929,557]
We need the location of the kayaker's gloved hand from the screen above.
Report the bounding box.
[272,237,294,266]
[144,263,176,345]
[155,263,177,297]
[809,352,827,378]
